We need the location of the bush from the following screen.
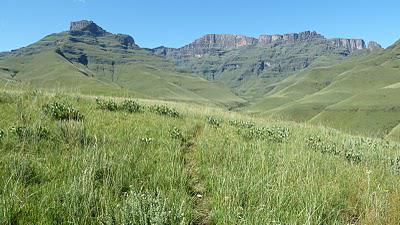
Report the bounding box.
[391,156,400,175]
[121,100,141,113]
[170,127,185,142]
[239,126,290,143]
[207,116,223,127]
[96,98,142,113]
[140,137,154,145]
[43,102,84,121]
[118,190,184,224]
[229,120,255,129]
[10,126,33,139]
[96,98,118,111]
[343,139,363,164]
[9,125,50,141]
[0,129,5,140]
[150,105,180,118]
[306,135,339,155]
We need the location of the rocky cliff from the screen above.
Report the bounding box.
[173,34,258,56]
[70,20,108,36]
[329,38,366,52]
[69,20,137,48]
[158,31,376,58]
[258,31,323,45]
[368,41,382,50]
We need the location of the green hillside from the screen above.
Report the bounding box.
[248,41,400,138]
[1,90,400,224]
[0,23,245,108]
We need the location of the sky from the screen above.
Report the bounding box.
[0,0,399,51]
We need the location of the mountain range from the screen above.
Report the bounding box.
[0,20,398,139]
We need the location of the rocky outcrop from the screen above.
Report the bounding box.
[193,34,258,49]
[368,41,382,50]
[70,20,108,36]
[329,38,366,52]
[114,34,136,47]
[258,31,323,45]
[68,20,138,48]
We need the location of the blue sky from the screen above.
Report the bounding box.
[0,0,399,51]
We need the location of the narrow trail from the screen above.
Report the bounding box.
[180,123,210,225]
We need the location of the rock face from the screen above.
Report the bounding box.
[70,20,107,36]
[176,34,257,56]
[368,41,382,50]
[68,20,137,48]
[158,31,375,58]
[329,38,366,52]
[114,34,136,47]
[258,31,323,45]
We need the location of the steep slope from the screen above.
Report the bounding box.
[0,20,245,107]
[248,40,400,138]
[155,31,380,100]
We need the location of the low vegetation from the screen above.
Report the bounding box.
[0,90,400,224]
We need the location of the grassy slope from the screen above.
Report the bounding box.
[0,89,400,224]
[0,32,245,108]
[247,43,400,138]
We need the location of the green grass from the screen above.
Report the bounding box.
[247,42,400,139]
[0,31,245,108]
[1,89,400,224]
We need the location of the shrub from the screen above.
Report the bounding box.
[391,156,400,175]
[10,126,33,139]
[43,102,84,121]
[0,129,5,140]
[343,139,363,164]
[121,100,141,113]
[239,126,290,143]
[150,105,180,118]
[9,125,50,141]
[140,137,154,145]
[96,98,118,111]
[170,127,185,142]
[229,120,255,129]
[306,135,339,155]
[207,116,223,127]
[119,190,182,224]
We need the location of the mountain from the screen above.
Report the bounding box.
[155,31,381,100]
[0,20,245,107]
[247,40,400,139]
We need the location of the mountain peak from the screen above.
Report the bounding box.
[69,20,107,36]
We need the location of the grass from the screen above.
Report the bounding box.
[0,89,400,224]
[247,43,400,139]
[0,31,245,108]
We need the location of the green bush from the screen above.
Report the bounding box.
[170,127,185,142]
[96,98,118,111]
[150,105,180,118]
[96,98,142,113]
[207,116,223,127]
[391,156,400,175]
[239,126,290,143]
[306,135,339,155]
[9,125,50,141]
[0,129,5,140]
[118,191,184,224]
[121,100,141,113]
[229,120,255,129]
[43,102,84,121]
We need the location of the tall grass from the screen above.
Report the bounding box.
[0,90,399,224]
